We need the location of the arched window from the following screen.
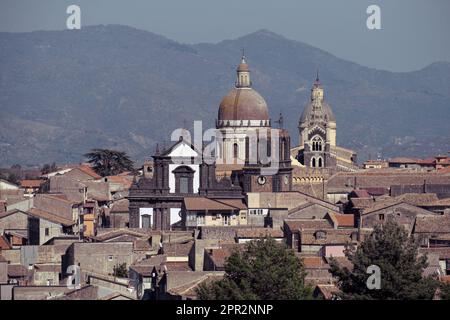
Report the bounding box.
[312,158,316,167]
[318,157,323,168]
[312,136,323,152]
[233,143,239,159]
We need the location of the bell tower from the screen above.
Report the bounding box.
[297,74,337,169]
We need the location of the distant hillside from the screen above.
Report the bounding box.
[1,25,449,166]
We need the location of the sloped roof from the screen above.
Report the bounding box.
[0,234,12,250]
[105,175,133,189]
[28,208,75,226]
[300,228,358,245]
[20,179,45,188]
[110,199,129,213]
[76,165,102,179]
[388,157,418,164]
[0,179,19,188]
[7,264,28,277]
[235,227,283,238]
[284,219,334,232]
[167,272,224,299]
[92,228,150,242]
[414,215,450,233]
[350,197,375,209]
[362,195,438,215]
[350,189,371,198]
[302,256,328,269]
[315,284,340,300]
[332,213,355,228]
[184,197,243,211]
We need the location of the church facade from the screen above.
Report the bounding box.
[128,55,294,230]
[128,139,243,230]
[128,55,359,230]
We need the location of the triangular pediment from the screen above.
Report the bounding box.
[165,140,200,158]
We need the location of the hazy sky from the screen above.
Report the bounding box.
[1,0,449,72]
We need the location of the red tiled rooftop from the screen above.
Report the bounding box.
[301,256,328,269]
[20,179,45,188]
[334,214,355,228]
[77,165,101,179]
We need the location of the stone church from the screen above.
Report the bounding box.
[216,55,293,193]
[128,55,293,230]
[291,75,357,172]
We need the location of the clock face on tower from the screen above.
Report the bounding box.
[257,175,267,185]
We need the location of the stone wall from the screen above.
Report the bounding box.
[0,210,28,232]
[0,261,7,284]
[391,183,450,199]
[12,286,70,300]
[65,242,134,276]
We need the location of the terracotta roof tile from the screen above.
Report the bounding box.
[315,284,340,300]
[302,256,328,269]
[350,197,374,209]
[77,165,101,179]
[333,214,355,228]
[20,179,45,188]
[7,264,28,277]
[235,227,283,238]
[110,199,129,213]
[0,234,12,250]
[415,215,450,233]
[300,229,359,245]
[184,197,243,211]
[284,219,333,232]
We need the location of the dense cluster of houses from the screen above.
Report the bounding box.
[1,56,450,300]
[0,153,449,300]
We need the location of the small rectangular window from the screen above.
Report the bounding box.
[179,177,189,194]
[45,228,49,236]
[379,214,385,221]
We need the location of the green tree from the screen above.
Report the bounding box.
[329,220,438,300]
[197,237,312,300]
[84,149,134,177]
[5,172,20,185]
[113,263,128,278]
[41,162,58,175]
[439,283,450,300]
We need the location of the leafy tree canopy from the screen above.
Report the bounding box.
[197,237,313,300]
[41,162,58,175]
[84,149,134,177]
[329,220,439,300]
[113,263,128,278]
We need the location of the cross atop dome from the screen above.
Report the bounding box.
[236,51,251,87]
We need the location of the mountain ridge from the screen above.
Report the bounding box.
[0,24,449,166]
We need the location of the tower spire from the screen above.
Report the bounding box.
[236,51,251,88]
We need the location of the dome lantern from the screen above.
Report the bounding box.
[235,52,251,88]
